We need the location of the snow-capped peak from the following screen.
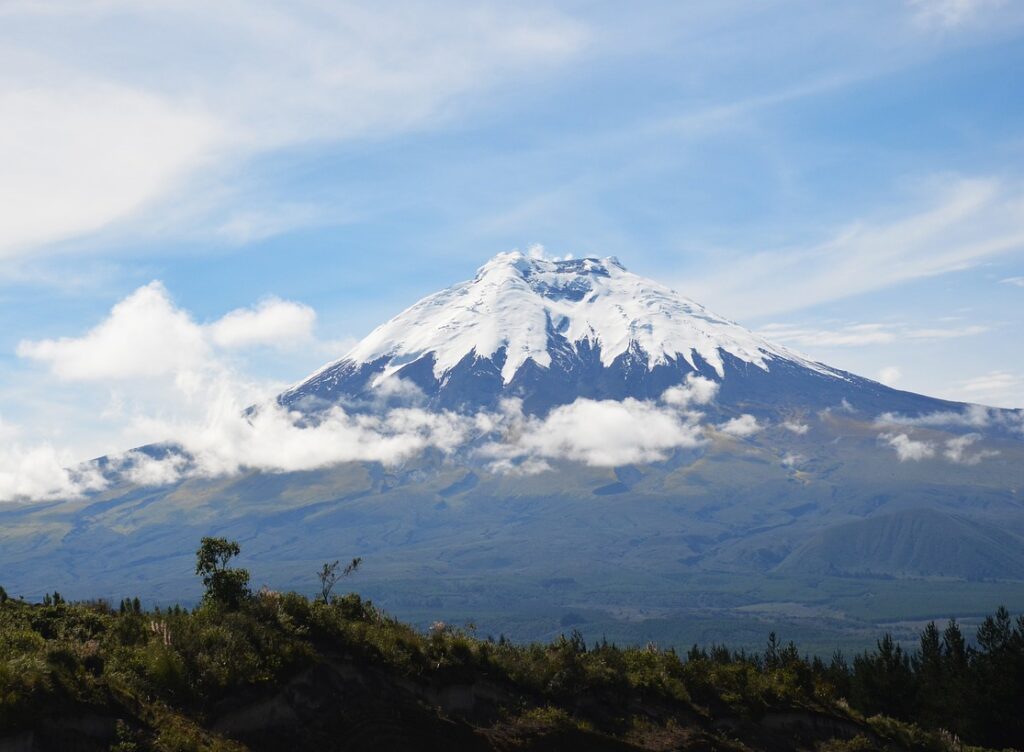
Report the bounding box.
[334,251,833,385]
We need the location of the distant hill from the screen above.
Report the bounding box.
[776,508,1024,580]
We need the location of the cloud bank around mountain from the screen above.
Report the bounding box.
[0,366,730,501]
[3,285,1015,503]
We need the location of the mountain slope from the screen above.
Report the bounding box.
[280,253,939,416]
[776,508,1024,580]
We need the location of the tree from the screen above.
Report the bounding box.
[913,622,945,729]
[851,633,914,719]
[0,585,7,604]
[764,631,781,670]
[972,606,1024,746]
[195,537,250,609]
[318,557,361,602]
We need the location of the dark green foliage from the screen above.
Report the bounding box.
[195,537,250,609]
[2,544,1022,750]
[0,587,6,604]
[851,634,914,718]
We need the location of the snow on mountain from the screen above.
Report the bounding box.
[278,252,990,419]
[299,252,836,389]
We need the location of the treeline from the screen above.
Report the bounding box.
[0,539,1021,751]
[686,610,1024,749]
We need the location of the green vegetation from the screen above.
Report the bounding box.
[195,537,251,610]
[0,540,1020,751]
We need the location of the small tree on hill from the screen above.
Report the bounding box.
[195,537,250,609]
[318,557,361,603]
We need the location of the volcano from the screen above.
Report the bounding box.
[279,252,951,418]
[1,252,1021,652]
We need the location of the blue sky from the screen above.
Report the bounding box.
[1,0,1024,468]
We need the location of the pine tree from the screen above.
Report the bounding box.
[913,622,945,729]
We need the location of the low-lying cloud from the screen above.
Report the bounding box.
[943,433,1000,465]
[0,375,726,502]
[876,404,1023,432]
[718,414,761,438]
[480,396,707,471]
[877,422,1006,464]
[879,432,936,462]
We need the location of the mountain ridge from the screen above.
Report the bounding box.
[278,252,966,418]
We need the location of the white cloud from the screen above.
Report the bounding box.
[209,298,316,349]
[878,366,903,386]
[909,0,1006,28]
[905,325,990,339]
[18,282,319,383]
[116,451,191,487]
[757,320,990,350]
[782,420,810,435]
[877,404,1024,437]
[0,443,107,502]
[0,390,714,500]
[482,397,707,469]
[781,452,804,468]
[693,177,1024,318]
[946,371,1023,409]
[180,403,472,478]
[371,375,427,403]
[1001,276,1024,287]
[880,432,936,461]
[877,404,994,427]
[758,323,896,347]
[718,414,761,438]
[525,243,574,262]
[0,81,223,258]
[213,205,325,246]
[485,457,553,477]
[0,398,478,501]
[17,282,209,381]
[0,1,588,256]
[943,433,999,465]
[661,374,719,408]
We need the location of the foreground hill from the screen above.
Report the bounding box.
[2,572,1021,751]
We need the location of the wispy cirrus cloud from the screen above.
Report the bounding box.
[0,1,588,259]
[946,371,1024,409]
[757,320,990,349]
[909,0,1007,28]
[692,177,1024,318]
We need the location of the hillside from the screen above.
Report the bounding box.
[776,508,1024,580]
[2,541,1022,752]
